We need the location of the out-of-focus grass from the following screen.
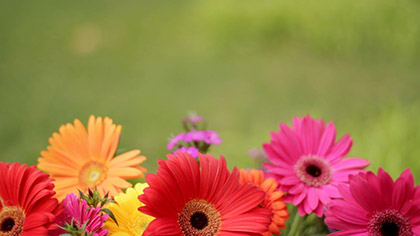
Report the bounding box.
[1,0,420,181]
[351,105,420,179]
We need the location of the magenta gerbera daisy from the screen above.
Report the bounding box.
[263,115,369,216]
[139,152,272,236]
[325,168,420,236]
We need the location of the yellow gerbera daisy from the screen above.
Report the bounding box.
[37,115,147,201]
[104,183,154,235]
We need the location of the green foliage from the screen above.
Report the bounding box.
[281,205,329,235]
[59,218,94,236]
[79,189,118,226]
[351,105,420,179]
[0,0,419,183]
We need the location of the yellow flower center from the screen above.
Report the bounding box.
[80,162,106,188]
[177,199,221,236]
[128,213,155,235]
[0,206,25,236]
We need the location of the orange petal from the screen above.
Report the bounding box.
[108,167,144,179]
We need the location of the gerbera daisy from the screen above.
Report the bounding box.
[240,169,289,236]
[139,152,272,236]
[325,168,420,236]
[263,115,369,216]
[104,183,154,235]
[37,115,147,201]
[0,162,62,236]
[52,193,108,236]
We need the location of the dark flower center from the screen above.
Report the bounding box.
[190,211,208,230]
[294,155,333,187]
[368,209,412,236]
[306,165,322,177]
[381,221,399,236]
[1,218,15,232]
[0,207,25,235]
[178,199,221,236]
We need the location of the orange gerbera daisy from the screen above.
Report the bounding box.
[37,115,147,201]
[240,169,289,236]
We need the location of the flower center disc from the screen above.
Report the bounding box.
[190,212,208,230]
[368,209,412,236]
[294,155,333,187]
[0,207,25,236]
[80,162,106,188]
[178,199,221,236]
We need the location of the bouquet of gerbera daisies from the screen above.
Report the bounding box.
[1,114,419,236]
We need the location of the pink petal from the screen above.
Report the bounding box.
[307,187,319,211]
[333,158,370,171]
[322,184,342,198]
[327,134,352,163]
[317,122,336,156]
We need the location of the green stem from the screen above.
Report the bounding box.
[288,209,303,236]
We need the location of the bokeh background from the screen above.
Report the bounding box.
[1,0,420,182]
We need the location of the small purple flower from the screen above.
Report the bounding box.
[167,133,185,150]
[203,130,222,145]
[174,146,199,157]
[183,115,203,124]
[183,130,205,142]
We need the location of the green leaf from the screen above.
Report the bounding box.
[102,208,118,226]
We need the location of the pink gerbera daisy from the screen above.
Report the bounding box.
[263,115,369,216]
[325,168,420,236]
[139,152,272,236]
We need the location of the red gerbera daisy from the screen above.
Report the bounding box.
[139,153,272,236]
[325,168,420,236]
[0,162,62,236]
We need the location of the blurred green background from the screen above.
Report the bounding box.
[1,0,420,182]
